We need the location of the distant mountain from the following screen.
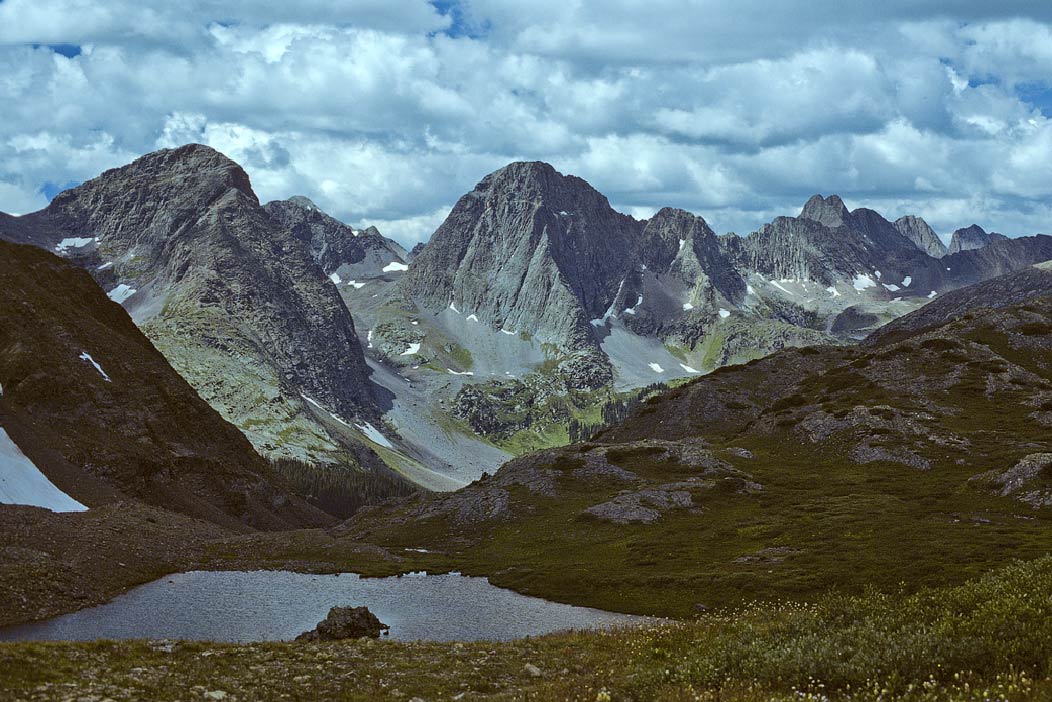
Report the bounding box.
[263,196,409,284]
[6,149,1051,487]
[0,145,389,467]
[397,161,642,387]
[868,261,1052,343]
[948,224,1008,255]
[0,241,331,531]
[894,215,948,258]
[390,163,1052,390]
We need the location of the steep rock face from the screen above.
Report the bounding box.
[895,215,947,258]
[732,196,931,284]
[799,193,850,228]
[638,207,745,305]
[0,145,382,463]
[263,196,407,282]
[0,241,331,531]
[397,161,643,366]
[948,224,1008,255]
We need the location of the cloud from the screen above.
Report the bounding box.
[1,1,1052,245]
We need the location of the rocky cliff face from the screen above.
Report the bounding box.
[395,161,646,386]
[947,224,1008,255]
[263,196,408,283]
[0,241,331,531]
[728,196,934,286]
[894,215,947,258]
[0,145,383,465]
[391,164,1052,399]
[399,161,642,347]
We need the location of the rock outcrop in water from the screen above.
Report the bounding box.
[296,606,389,641]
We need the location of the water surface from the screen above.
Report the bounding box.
[0,570,648,643]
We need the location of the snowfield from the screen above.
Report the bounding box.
[0,427,87,512]
[355,421,394,449]
[54,237,95,253]
[107,284,137,304]
[852,274,877,291]
[383,261,409,272]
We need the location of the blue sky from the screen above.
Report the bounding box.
[2,1,1052,245]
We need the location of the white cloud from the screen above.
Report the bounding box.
[1,2,1052,245]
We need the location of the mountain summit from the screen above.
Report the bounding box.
[799,194,850,227]
[0,144,386,466]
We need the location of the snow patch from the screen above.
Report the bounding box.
[882,283,900,292]
[678,239,685,252]
[79,352,111,382]
[874,270,882,279]
[96,261,114,271]
[107,284,136,304]
[54,237,95,253]
[648,363,665,373]
[366,330,374,349]
[746,285,756,295]
[447,369,474,376]
[449,302,460,314]
[679,363,701,374]
[400,343,421,356]
[682,302,694,311]
[500,329,516,335]
[328,272,342,285]
[852,274,876,291]
[0,427,87,512]
[928,290,938,298]
[382,261,408,272]
[347,280,366,289]
[770,281,794,295]
[355,421,394,449]
[902,276,912,287]
[466,314,479,323]
[624,295,644,315]
[826,285,840,297]
[718,308,730,319]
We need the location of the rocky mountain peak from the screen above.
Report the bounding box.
[286,195,321,211]
[894,215,947,258]
[948,224,1008,255]
[800,194,849,228]
[639,207,717,271]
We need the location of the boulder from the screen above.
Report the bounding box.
[296,606,389,641]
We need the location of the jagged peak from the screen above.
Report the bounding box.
[800,194,849,227]
[954,223,987,236]
[286,195,321,211]
[477,160,611,208]
[57,143,257,207]
[647,207,715,236]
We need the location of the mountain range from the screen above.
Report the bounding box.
[3,146,1052,492]
[2,143,1052,674]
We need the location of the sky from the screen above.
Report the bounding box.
[2,1,1052,247]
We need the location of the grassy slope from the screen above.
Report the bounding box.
[329,298,1052,619]
[2,556,1051,701]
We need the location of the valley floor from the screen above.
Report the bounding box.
[2,556,1052,701]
